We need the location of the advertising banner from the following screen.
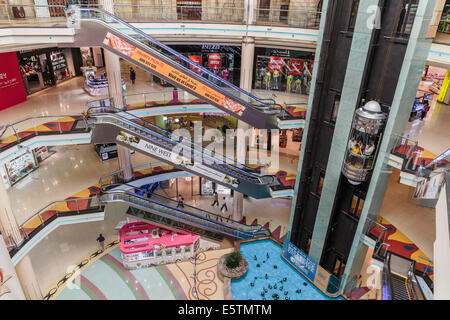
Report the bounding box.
[283,241,317,282]
[188,55,202,73]
[289,58,304,76]
[207,53,222,69]
[269,56,284,73]
[116,131,240,187]
[103,33,245,116]
[0,52,27,112]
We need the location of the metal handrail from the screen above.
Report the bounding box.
[88,107,265,183]
[101,189,268,238]
[77,7,278,113]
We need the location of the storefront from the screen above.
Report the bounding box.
[168,44,241,87]
[3,150,38,186]
[0,52,27,111]
[17,47,79,95]
[253,48,315,95]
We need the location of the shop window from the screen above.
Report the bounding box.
[305,233,312,254]
[280,5,289,23]
[258,0,271,21]
[176,247,182,254]
[331,95,340,123]
[348,0,360,31]
[395,0,419,38]
[177,1,202,21]
[316,172,325,196]
[333,256,346,278]
[349,193,365,218]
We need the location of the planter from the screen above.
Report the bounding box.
[217,253,248,281]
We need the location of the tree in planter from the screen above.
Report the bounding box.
[225,251,242,269]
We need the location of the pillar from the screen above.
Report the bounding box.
[0,233,25,300]
[232,36,255,222]
[244,0,257,25]
[0,178,23,248]
[14,255,42,300]
[100,0,134,181]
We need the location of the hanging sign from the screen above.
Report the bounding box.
[269,56,284,73]
[289,58,304,76]
[208,53,222,69]
[188,55,202,73]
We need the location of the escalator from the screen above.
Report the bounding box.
[66,6,282,129]
[384,252,426,300]
[100,184,271,241]
[87,106,284,199]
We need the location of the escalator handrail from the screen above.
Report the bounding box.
[77,7,278,113]
[87,105,256,172]
[88,108,267,184]
[102,182,264,231]
[101,189,267,236]
[91,112,263,185]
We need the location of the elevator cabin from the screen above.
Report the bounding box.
[289,0,419,278]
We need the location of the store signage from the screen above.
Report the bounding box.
[289,58,304,76]
[188,55,202,73]
[269,56,284,73]
[0,52,27,111]
[116,131,240,187]
[283,241,317,282]
[103,32,245,116]
[208,53,222,69]
[269,49,290,57]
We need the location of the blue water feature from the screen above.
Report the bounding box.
[231,239,342,300]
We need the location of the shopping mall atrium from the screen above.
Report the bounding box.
[0,0,449,302]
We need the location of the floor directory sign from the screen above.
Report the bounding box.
[103,32,246,116]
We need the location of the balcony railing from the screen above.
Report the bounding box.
[0,3,321,30]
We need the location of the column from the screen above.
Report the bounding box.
[244,0,257,25]
[101,0,134,182]
[0,233,25,300]
[0,178,23,248]
[14,255,42,300]
[232,36,255,222]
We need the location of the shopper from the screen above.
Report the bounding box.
[177,194,184,208]
[220,196,228,213]
[172,88,179,103]
[211,191,219,207]
[421,101,430,120]
[96,233,105,251]
[130,67,136,85]
[287,74,293,93]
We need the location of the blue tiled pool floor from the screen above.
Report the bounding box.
[231,239,341,300]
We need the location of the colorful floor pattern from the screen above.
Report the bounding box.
[19,164,178,238]
[392,143,448,170]
[369,217,434,280]
[0,116,85,152]
[55,246,232,300]
[284,105,307,119]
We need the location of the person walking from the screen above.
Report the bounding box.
[420,101,430,120]
[211,191,219,207]
[177,194,184,208]
[220,196,228,213]
[96,233,105,251]
[130,67,136,85]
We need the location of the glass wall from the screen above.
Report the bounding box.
[253,47,315,94]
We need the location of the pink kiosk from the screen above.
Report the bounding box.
[119,222,200,269]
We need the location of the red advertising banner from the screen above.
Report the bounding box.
[208,53,222,69]
[269,56,284,73]
[0,52,27,111]
[189,55,202,72]
[289,58,304,76]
